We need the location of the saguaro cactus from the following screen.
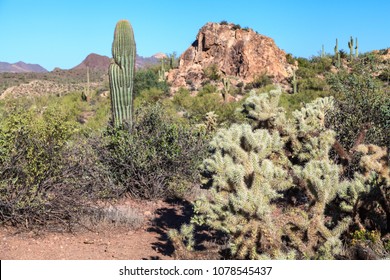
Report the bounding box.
[292,69,297,93]
[334,38,341,68]
[355,37,359,58]
[158,58,166,82]
[109,20,136,129]
[348,36,354,60]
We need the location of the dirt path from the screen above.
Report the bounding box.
[0,199,192,260]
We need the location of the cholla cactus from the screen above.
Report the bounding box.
[171,87,389,260]
[204,111,218,132]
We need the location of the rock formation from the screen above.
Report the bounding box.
[168,22,294,92]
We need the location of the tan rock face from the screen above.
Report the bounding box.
[168,22,294,91]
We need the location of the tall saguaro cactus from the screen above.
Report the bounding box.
[334,38,341,68]
[109,20,136,129]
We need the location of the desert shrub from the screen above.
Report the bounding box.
[134,87,166,108]
[326,70,390,159]
[310,56,333,72]
[170,87,390,260]
[0,106,113,230]
[171,87,244,126]
[285,53,295,65]
[244,73,273,90]
[297,77,328,91]
[231,23,241,30]
[203,64,220,81]
[378,67,390,83]
[279,89,331,116]
[134,68,169,97]
[198,84,218,96]
[101,103,209,199]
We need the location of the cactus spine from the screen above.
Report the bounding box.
[109,20,136,129]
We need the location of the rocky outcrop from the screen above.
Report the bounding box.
[168,22,294,92]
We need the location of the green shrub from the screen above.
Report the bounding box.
[198,84,218,96]
[326,70,390,156]
[298,77,328,91]
[203,64,220,81]
[244,73,273,90]
[231,23,241,30]
[378,67,390,83]
[101,104,209,199]
[279,89,331,116]
[134,87,166,108]
[171,87,244,126]
[0,107,116,230]
[134,68,169,97]
[285,53,295,65]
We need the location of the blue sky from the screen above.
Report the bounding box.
[0,0,389,71]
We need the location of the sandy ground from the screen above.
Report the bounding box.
[0,199,192,260]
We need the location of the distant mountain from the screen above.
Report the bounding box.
[72,53,111,70]
[136,54,161,68]
[0,52,163,74]
[70,53,161,71]
[0,61,48,73]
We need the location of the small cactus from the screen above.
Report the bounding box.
[337,52,341,68]
[348,36,354,60]
[221,77,230,101]
[355,37,359,58]
[158,58,166,82]
[292,69,297,93]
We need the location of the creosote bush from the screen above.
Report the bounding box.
[0,107,116,230]
[170,87,390,260]
[101,103,209,199]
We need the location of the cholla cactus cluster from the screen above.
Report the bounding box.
[171,87,389,259]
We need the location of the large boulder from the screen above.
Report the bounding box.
[168,22,294,92]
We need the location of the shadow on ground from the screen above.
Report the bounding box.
[145,199,193,259]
